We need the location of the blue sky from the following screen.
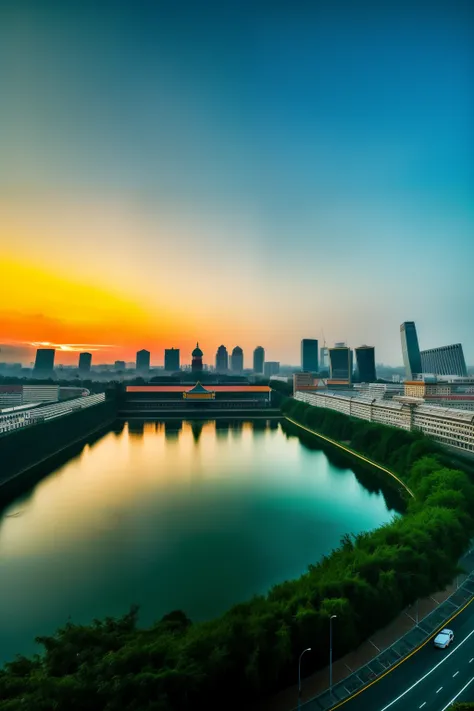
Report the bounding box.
[0,0,473,365]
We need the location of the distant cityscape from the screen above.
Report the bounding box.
[1,319,474,454]
[0,320,471,385]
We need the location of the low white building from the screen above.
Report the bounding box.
[294,390,474,453]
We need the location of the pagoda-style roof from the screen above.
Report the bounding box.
[186,382,213,394]
[182,381,215,400]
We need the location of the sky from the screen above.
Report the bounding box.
[0,0,473,367]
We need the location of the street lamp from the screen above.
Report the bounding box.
[298,647,312,707]
[330,615,337,697]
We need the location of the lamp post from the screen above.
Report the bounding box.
[330,615,337,697]
[298,647,312,708]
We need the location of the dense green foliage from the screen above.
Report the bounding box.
[281,397,441,476]
[1,399,474,710]
[270,380,292,397]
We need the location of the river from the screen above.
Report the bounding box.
[0,419,398,665]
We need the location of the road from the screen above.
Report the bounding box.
[332,600,474,711]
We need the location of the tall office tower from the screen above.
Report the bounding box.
[114,360,126,371]
[34,348,55,377]
[191,343,203,373]
[420,344,468,377]
[78,352,92,374]
[355,345,376,382]
[319,346,329,370]
[215,345,229,373]
[400,322,422,380]
[263,361,280,377]
[329,346,352,381]
[136,349,150,374]
[164,347,180,372]
[231,346,244,374]
[253,346,265,374]
[301,339,319,372]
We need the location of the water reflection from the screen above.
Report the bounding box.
[190,421,204,444]
[215,420,231,438]
[0,417,395,666]
[128,421,145,438]
[112,421,126,438]
[250,420,268,436]
[281,420,405,513]
[164,421,183,439]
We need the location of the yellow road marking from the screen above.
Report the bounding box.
[327,582,474,709]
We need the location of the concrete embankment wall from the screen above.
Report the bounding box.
[0,399,117,506]
[118,407,282,419]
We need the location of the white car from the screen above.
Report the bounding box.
[434,628,454,649]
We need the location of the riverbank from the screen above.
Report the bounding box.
[0,399,117,507]
[284,415,415,499]
[120,409,282,419]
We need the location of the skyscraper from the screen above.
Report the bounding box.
[301,339,318,372]
[114,360,126,371]
[34,348,55,377]
[355,345,376,382]
[319,346,329,370]
[136,349,150,374]
[329,346,352,381]
[191,343,203,373]
[164,348,180,372]
[231,346,244,374]
[253,346,265,374]
[400,322,422,380]
[78,352,92,374]
[420,344,467,377]
[215,345,228,373]
[264,361,280,377]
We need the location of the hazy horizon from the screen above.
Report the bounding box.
[1,1,473,366]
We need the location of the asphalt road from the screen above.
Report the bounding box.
[332,600,474,711]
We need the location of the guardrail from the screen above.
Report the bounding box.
[296,560,474,711]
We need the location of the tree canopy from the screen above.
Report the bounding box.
[1,398,474,710]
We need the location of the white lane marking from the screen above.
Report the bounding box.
[436,687,443,693]
[378,626,474,710]
[419,703,426,709]
[470,657,474,663]
[453,670,459,677]
[440,673,474,711]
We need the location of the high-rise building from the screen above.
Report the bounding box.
[253,346,265,374]
[136,349,150,374]
[420,344,467,378]
[215,345,228,373]
[191,343,203,373]
[355,345,376,382]
[319,346,329,370]
[301,339,318,372]
[329,346,352,381]
[164,348,180,372]
[78,352,92,374]
[264,361,280,377]
[34,348,55,377]
[231,346,244,374]
[400,322,422,380]
[114,360,126,371]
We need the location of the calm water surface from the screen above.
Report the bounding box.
[0,419,396,664]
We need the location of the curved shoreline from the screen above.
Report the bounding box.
[284,415,415,499]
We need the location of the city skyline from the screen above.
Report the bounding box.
[1,324,473,369]
[1,1,473,366]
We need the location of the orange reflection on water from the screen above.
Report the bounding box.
[0,421,270,559]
